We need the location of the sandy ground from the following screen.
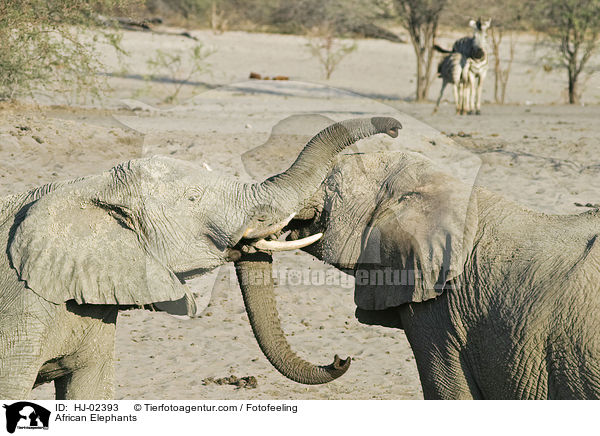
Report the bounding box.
[0,27,598,400]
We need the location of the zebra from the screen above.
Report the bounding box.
[433,52,472,115]
[435,18,491,115]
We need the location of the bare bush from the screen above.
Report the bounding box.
[529,0,600,104]
[145,44,213,103]
[393,0,448,101]
[306,24,357,80]
[490,25,516,104]
[209,1,229,33]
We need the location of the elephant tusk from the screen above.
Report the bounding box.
[243,213,296,239]
[253,233,323,252]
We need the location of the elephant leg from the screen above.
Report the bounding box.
[53,304,118,400]
[54,359,114,400]
[0,357,42,400]
[410,345,481,399]
[52,330,116,399]
[0,323,46,399]
[399,302,482,399]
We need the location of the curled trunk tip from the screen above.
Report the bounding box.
[370,117,402,138]
[235,252,351,385]
[328,354,351,375]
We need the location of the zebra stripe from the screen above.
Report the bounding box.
[435,17,491,114]
[433,52,472,115]
[438,52,470,84]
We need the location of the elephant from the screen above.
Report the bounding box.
[237,150,600,399]
[0,117,402,399]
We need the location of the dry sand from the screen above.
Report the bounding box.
[0,27,598,399]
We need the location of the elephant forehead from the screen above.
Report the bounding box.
[329,154,393,193]
[116,157,228,197]
[133,157,205,181]
[329,152,434,198]
[111,157,202,183]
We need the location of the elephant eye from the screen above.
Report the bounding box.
[185,187,204,203]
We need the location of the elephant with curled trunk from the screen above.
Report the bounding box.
[242,150,600,399]
[0,117,401,399]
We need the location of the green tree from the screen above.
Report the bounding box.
[0,0,133,101]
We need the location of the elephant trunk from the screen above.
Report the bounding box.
[247,117,401,227]
[235,252,350,384]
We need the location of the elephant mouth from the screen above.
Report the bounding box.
[172,227,325,283]
[284,217,362,272]
[285,228,304,244]
[284,213,320,244]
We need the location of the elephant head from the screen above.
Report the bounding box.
[7,117,401,385]
[283,150,478,311]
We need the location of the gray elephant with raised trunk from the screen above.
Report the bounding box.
[0,117,402,400]
[241,150,600,399]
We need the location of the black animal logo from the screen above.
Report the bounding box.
[3,402,50,433]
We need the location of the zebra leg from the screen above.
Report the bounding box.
[475,72,486,115]
[460,80,469,115]
[461,81,468,115]
[467,74,475,115]
[433,81,447,114]
[453,82,461,114]
[460,61,472,115]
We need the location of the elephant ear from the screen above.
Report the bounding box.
[148,294,198,317]
[8,177,191,314]
[354,166,478,310]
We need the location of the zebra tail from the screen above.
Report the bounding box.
[434,44,452,54]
